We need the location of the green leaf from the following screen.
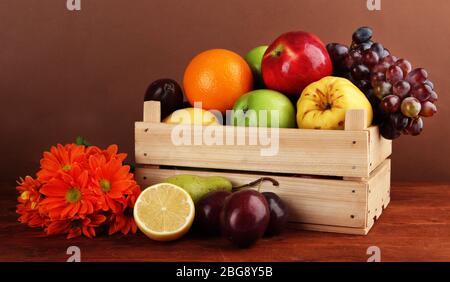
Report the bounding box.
[75,136,84,145]
[75,136,92,147]
[124,162,135,173]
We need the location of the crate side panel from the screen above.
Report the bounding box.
[367,126,392,174]
[290,222,369,235]
[136,167,368,228]
[135,122,370,177]
[366,159,391,229]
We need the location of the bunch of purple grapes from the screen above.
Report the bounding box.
[326,27,438,139]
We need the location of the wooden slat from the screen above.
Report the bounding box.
[143,101,161,123]
[366,159,391,230]
[367,126,392,173]
[344,109,368,131]
[135,122,371,177]
[290,222,369,235]
[135,167,368,229]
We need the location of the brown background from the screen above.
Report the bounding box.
[0,0,449,183]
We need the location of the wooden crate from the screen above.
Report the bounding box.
[135,101,392,235]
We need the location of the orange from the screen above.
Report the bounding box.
[183,49,253,113]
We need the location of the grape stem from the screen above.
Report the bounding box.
[232,177,280,192]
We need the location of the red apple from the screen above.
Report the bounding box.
[262,31,332,96]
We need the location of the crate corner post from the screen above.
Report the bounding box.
[143,101,161,123]
[136,101,162,186]
[343,108,370,181]
[344,109,368,131]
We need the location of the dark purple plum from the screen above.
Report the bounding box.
[195,191,231,235]
[144,78,184,119]
[262,192,289,236]
[220,190,269,248]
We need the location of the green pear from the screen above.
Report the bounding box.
[164,174,232,203]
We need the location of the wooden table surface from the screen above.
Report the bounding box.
[1,181,449,262]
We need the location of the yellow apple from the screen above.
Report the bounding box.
[296,76,373,130]
[163,108,220,125]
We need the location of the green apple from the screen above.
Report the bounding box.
[245,45,268,88]
[232,89,296,128]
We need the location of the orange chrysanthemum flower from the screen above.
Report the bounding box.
[108,208,137,235]
[104,144,127,162]
[39,166,98,220]
[89,154,134,213]
[108,184,141,235]
[46,214,107,239]
[86,144,127,164]
[16,176,45,228]
[37,144,86,182]
[17,141,140,239]
[126,183,141,208]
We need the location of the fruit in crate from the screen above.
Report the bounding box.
[327,26,438,139]
[296,76,373,130]
[195,190,231,235]
[164,174,232,203]
[245,45,268,89]
[183,49,253,113]
[133,183,195,242]
[163,108,220,125]
[144,79,184,119]
[261,31,332,96]
[231,89,296,128]
[262,192,289,236]
[401,97,421,118]
[220,189,270,248]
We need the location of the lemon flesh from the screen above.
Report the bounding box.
[134,183,195,242]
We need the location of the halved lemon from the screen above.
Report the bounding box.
[134,183,195,242]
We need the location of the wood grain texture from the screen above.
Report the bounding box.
[367,126,392,171]
[143,101,161,123]
[136,166,369,229]
[135,122,371,177]
[1,182,449,262]
[289,222,370,235]
[367,159,391,230]
[344,109,368,131]
[135,160,391,234]
[135,103,392,178]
